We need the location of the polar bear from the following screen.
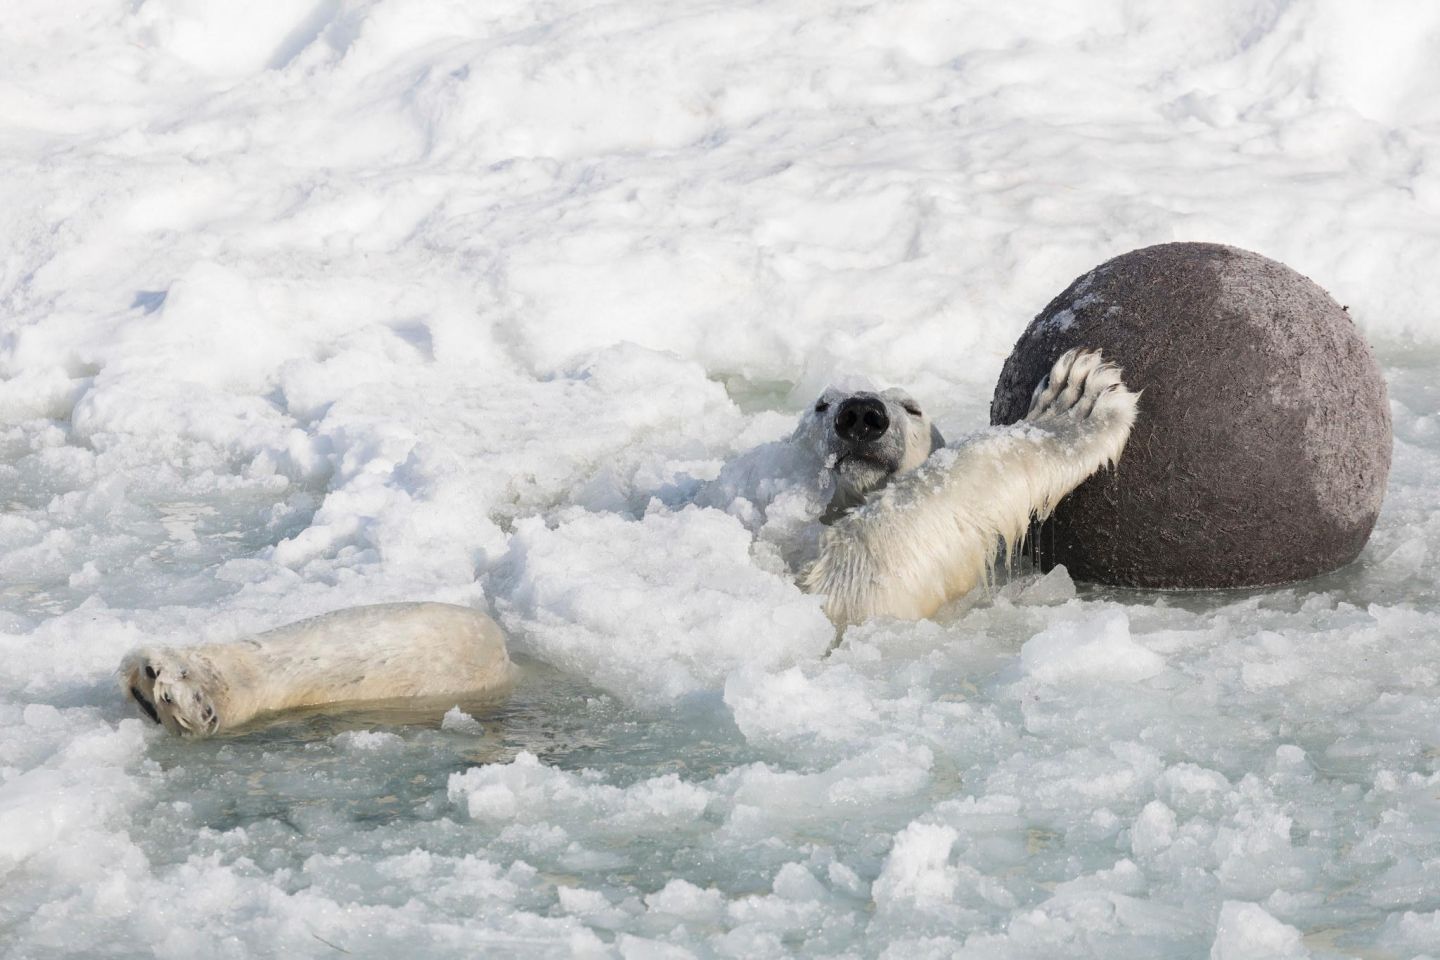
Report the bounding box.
[801,347,1138,624]
[120,348,1134,736]
[121,602,513,736]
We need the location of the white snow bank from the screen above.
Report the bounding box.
[495,507,833,704]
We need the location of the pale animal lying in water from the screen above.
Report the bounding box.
[121,602,513,737]
[121,348,1137,736]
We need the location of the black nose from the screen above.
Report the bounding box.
[834,397,889,444]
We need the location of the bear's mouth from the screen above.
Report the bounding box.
[129,685,161,725]
[835,451,893,473]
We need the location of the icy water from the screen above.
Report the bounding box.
[5,0,1440,956]
[0,360,1434,959]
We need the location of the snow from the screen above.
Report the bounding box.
[2,0,1440,956]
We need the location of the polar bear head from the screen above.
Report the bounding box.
[797,386,946,519]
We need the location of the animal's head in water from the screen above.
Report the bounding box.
[795,386,945,518]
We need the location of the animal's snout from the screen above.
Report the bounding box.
[834,397,889,444]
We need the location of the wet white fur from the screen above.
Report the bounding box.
[804,349,1140,625]
[805,386,940,493]
[120,602,513,737]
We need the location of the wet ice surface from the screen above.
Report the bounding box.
[5,1,1440,957]
[7,379,1439,960]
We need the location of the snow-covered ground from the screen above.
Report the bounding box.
[3,0,1440,956]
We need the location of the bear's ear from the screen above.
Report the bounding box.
[930,423,946,453]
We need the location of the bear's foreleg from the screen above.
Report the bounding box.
[805,349,1139,625]
[121,603,513,737]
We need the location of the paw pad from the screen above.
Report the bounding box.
[121,652,221,737]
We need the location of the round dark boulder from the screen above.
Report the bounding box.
[990,241,1391,589]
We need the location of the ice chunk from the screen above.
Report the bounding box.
[645,879,727,921]
[1209,901,1310,960]
[1020,609,1164,684]
[998,563,1078,606]
[332,730,404,752]
[440,707,484,735]
[872,822,962,909]
[1131,800,1178,858]
[448,751,711,831]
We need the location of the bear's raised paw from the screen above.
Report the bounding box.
[1026,347,1129,423]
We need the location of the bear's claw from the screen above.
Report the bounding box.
[1026,347,1129,423]
[121,649,221,736]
